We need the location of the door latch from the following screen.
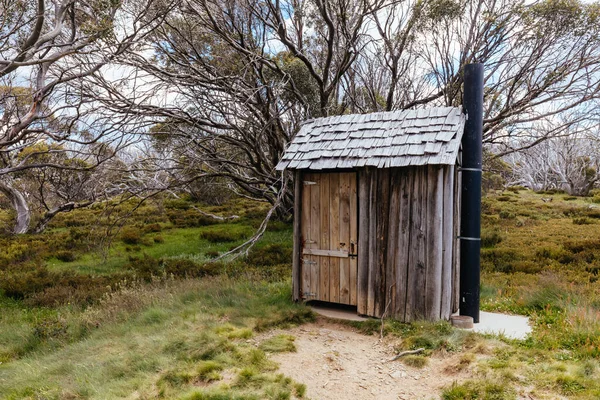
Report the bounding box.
[349,240,357,259]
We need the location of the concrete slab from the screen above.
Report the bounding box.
[310,302,531,339]
[471,311,531,340]
[309,303,369,322]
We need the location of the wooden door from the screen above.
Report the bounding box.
[301,172,358,305]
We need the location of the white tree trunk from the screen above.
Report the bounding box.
[0,181,31,234]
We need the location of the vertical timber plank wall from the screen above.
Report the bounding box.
[292,171,303,302]
[385,169,402,316]
[339,173,352,304]
[353,165,459,320]
[367,168,378,316]
[406,167,426,321]
[329,173,340,303]
[357,169,370,315]
[441,166,455,319]
[309,174,321,300]
[394,168,412,320]
[452,165,462,313]
[425,165,443,320]
[375,169,391,317]
[301,173,312,300]
[319,174,330,302]
[349,176,358,306]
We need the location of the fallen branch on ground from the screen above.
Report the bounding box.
[388,348,425,362]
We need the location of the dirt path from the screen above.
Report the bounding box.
[268,319,468,400]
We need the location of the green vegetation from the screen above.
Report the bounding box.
[2,190,600,398]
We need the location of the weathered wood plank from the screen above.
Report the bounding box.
[394,168,412,320]
[374,168,390,317]
[329,173,341,303]
[303,248,348,258]
[309,173,321,300]
[415,166,428,319]
[349,173,358,306]
[292,170,302,302]
[319,174,330,302]
[367,168,378,316]
[441,165,455,319]
[452,163,462,313]
[357,169,370,315]
[425,165,443,320]
[301,172,312,300]
[385,168,401,317]
[339,172,352,304]
[406,167,427,321]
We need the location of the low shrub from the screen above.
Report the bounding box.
[573,217,594,225]
[585,210,600,219]
[497,195,511,202]
[498,211,515,219]
[32,318,69,340]
[163,259,221,278]
[144,223,162,233]
[511,260,542,274]
[126,255,162,280]
[563,240,600,254]
[402,355,428,368]
[0,264,128,306]
[153,235,164,243]
[563,207,586,217]
[246,244,292,266]
[563,196,578,201]
[167,210,219,228]
[481,249,521,273]
[53,250,77,262]
[481,229,503,248]
[121,227,142,245]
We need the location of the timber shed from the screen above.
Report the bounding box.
[276,107,466,321]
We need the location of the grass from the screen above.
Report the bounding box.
[2,190,600,398]
[0,279,311,399]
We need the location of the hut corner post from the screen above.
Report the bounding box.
[460,63,483,323]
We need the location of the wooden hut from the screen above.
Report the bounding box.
[276,107,466,321]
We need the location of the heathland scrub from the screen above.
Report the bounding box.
[1,190,600,398]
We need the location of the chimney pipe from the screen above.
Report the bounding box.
[460,63,483,323]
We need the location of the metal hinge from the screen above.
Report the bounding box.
[303,181,317,185]
[303,292,316,298]
[303,259,317,265]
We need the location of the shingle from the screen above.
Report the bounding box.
[416,108,430,118]
[444,111,461,126]
[436,130,456,142]
[425,142,443,154]
[275,107,465,170]
[421,132,438,142]
[392,135,409,145]
[294,135,309,143]
[406,135,423,144]
[407,144,425,155]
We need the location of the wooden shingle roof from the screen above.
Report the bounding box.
[276,107,465,170]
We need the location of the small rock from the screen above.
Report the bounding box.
[390,371,403,379]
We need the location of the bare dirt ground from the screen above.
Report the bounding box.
[267,318,470,400]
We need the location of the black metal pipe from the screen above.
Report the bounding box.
[460,63,483,323]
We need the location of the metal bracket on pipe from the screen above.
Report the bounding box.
[458,236,481,241]
[458,167,482,172]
